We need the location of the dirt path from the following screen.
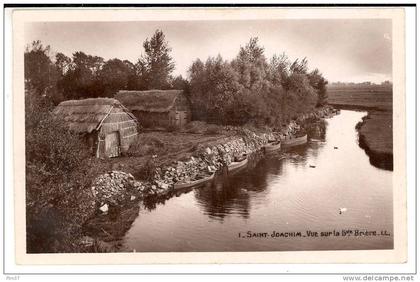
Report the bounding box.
[107,131,232,177]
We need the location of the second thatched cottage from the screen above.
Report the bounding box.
[53,98,138,158]
[115,90,191,129]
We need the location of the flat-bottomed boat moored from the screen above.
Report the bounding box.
[282,134,308,148]
[228,157,248,172]
[173,173,215,190]
[263,141,282,153]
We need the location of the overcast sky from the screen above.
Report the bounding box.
[25,19,392,83]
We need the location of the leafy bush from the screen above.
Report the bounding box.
[25,93,96,253]
[136,156,157,182]
[188,37,327,128]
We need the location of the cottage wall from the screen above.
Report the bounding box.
[97,106,138,157]
[168,110,176,126]
[173,94,191,127]
[174,93,190,112]
[115,91,191,130]
[83,131,98,155]
[132,110,170,129]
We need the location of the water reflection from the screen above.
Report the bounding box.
[193,143,327,221]
[83,203,140,247]
[194,176,251,220]
[185,119,332,222]
[304,118,327,141]
[120,111,393,252]
[193,153,265,221]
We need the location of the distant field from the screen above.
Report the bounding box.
[327,86,392,111]
[327,85,393,170]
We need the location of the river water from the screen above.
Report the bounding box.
[120,110,393,252]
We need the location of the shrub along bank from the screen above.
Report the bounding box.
[188,38,328,127]
[356,112,393,170]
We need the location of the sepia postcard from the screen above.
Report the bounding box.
[9,6,408,266]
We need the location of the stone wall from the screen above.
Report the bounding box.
[153,129,274,192]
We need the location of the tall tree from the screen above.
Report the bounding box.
[231,37,269,92]
[238,37,265,63]
[55,52,72,76]
[122,60,138,90]
[137,29,175,89]
[98,58,132,96]
[72,51,104,76]
[189,56,242,123]
[24,40,59,96]
[59,51,105,99]
[289,57,308,75]
[308,68,328,106]
[188,59,206,119]
[269,52,290,87]
[170,75,189,91]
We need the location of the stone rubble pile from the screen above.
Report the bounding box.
[91,171,148,209]
[152,130,275,192]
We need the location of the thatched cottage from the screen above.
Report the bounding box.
[53,98,138,158]
[115,90,191,129]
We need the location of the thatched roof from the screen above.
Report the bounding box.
[53,98,136,133]
[115,90,183,113]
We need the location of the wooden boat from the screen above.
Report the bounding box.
[263,140,282,153]
[173,173,215,190]
[282,134,308,148]
[228,157,248,172]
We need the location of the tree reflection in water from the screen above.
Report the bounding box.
[193,123,329,221]
[193,152,285,221]
[83,203,140,246]
[282,119,327,167]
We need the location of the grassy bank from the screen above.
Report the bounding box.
[106,124,234,180]
[327,85,393,170]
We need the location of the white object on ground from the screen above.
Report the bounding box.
[99,204,109,213]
